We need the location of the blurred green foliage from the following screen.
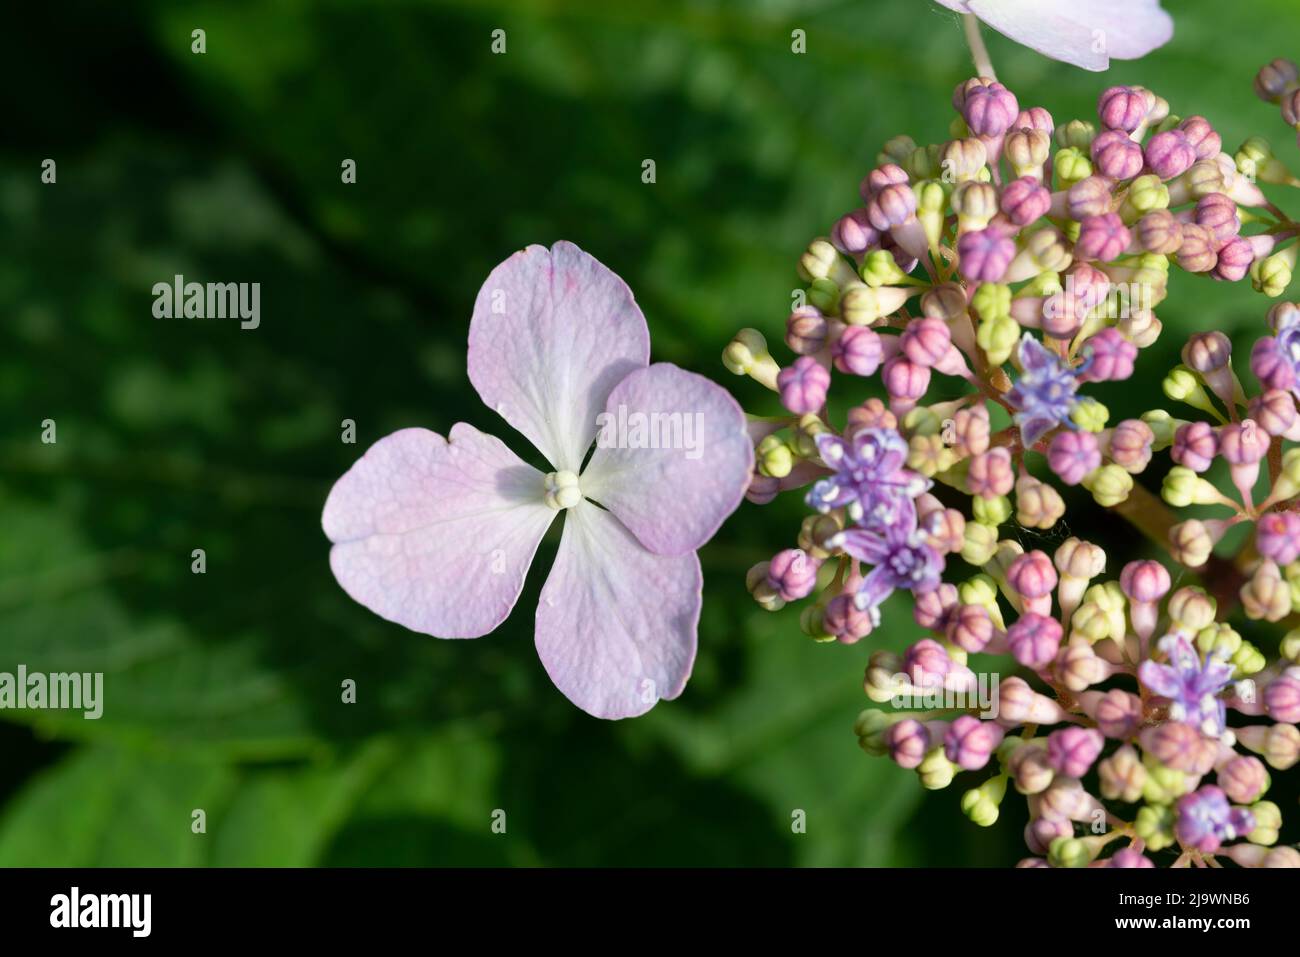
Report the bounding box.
[2,0,1299,866]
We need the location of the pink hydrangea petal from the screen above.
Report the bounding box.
[967,0,1172,70]
[323,425,556,638]
[580,363,754,556]
[468,241,650,472]
[535,502,701,719]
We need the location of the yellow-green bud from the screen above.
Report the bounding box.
[807,277,841,314]
[960,776,1007,827]
[1053,147,1093,188]
[1048,836,1095,868]
[1082,463,1132,507]
[1055,119,1095,151]
[1232,641,1267,676]
[971,282,1012,321]
[1281,628,1300,663]
[961,521,1000,566]
[918,747,956,790]
[977,315,1020,365]
[1141,409,1178,449]
[1167,586,1216,631]
[1071,398,1110,432]
[972,494,1012,526]
[1161,466,1221,507]
[756,434,794,478]
[861,249,909,288]
[1162,365,1218,414]
[1248,801,1282,845]
[1252,252,1294,298]
[798,238,856,285]
[1135,804,1177,850]
[792,413,831,458]
[1121,174,1171,221]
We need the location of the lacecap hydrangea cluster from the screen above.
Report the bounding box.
[727,71,1300,867]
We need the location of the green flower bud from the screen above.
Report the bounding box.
[1083,463,1132,507]
[972,282,1012,321]
[1141,409,1179,449]
[961,521,1000,566]
[756,434,794,478]
[1195,622,1242,661]
[1232,641,1267,676]
[1048,836,1095,868]
[879,135,917,167]
[918,747,956,790]
[1281,628,1300,663]
[800,603,834,642]
[1071,398,1110,432]
[1161,466,1221,507]
[1252,252,1294,298]
[1135,803,1177,850]
[799,238,857,285]
[1247,801,1281,845]
[1121,174,1171,221]
[1162,365,1219,415]
[861,249,909,288]
[972,494,1012,526]
[807,277,841,314]
[1053,147,1092,188]
[1055,119,1096,151]
[792,413,831,458]
[961,776,1008,827]
[903,406,942,437]
[841,285,912,326]
[977,315,1020,365]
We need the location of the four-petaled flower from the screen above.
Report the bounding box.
[1006,333,1080,447]
[807,428,931,526]
[322,241,753,718]
[1138,633,1236,737]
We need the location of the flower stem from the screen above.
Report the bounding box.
[961,14,997,80]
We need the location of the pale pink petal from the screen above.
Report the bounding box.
[967,0,1172,70]
[580,363,753,556]
[468,241,650,473]
[323,425,556,638]
[933,0,972,11]
[535,502,700,719]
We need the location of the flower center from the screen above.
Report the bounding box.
[543,470,582,510]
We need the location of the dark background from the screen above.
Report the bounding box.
[1,0,1296,865]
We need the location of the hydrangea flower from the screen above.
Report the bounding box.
[323,241,753,718]
[830,513,944,625]
[806,428,930,526]
[933,0,1174,71]
[1138,633,1235,737]
[1005,334,1080,447]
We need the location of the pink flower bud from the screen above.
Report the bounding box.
[1265,670,1300,724]
[1171,420,1219,472]
[1080,689,1143,739]
[1256,511,1300,565]
[830,208,880,255]
[1212,236,1254,282]
[1079,328,1136,382]
[1218,755,1268,804]
[1175,223,1217,273]
[996,677,1068,726]
[1182,331,1231,373]
[867,183,916,230]
[1047,431,1101,485]
[1007,613,1063,669]
[860,163,909,203]
[1016,106,1054,133]
[952,404,991,457]
[1219,419,1269,465]
[1091,129,1143,180]
[914,582,958,630]
[903,638,955,688]
[1098,85,1148,132]
[882,356,930,409]
[957,226,1016,282]
[786,305,828,355]
[1144,129,1196,180]
[944,715,1004,771]
[1139,721,1206,773]
[1248,389,1298,437]
[1025,817,1072,856]
[1194,193,1241,247]
[1007,551,1057,599]
[832,325,883,376]
[776,356,830,414]
[1136,209,1183,254]
[966,446,1014,498]
[1008,743,1054,794]
[946,603,996,653]
[963,81,1019,137]
[1108,419,1154,473]
[1067,175,1114,220]
[1251,337,1296,392]
[1108,848,1156,868]
[900,317,952,369]
[1000,176,1051,225]
[1177,116,1221,161]
[1047,727,1105,778]
[1075,212,1131,262]
[1120,559,1171,603]
[824,590,874,642]
[884,719,931,769]
[766,548,821,601]
[846,397,896,433]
